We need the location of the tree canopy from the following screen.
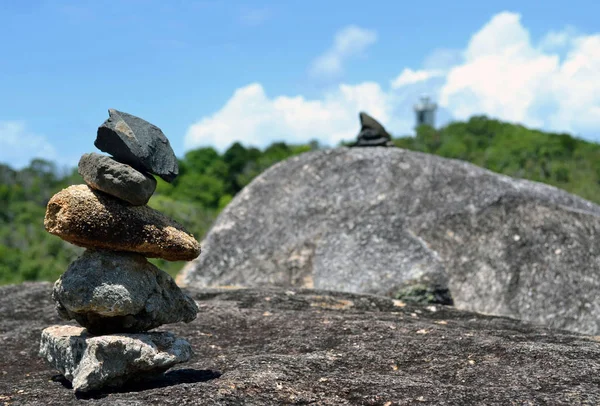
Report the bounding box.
[1,116,599,284]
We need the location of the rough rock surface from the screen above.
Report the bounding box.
[53,250,199,334]
[2,282,600,404]
[40,325,193,393]
[78,153,157,206]
[95,109,178,183]
[182,147,600,334]
[352,112,394,147]
[45,185,200,261]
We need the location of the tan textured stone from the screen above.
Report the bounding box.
[44,185,200,261]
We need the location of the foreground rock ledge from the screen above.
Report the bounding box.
[53,250,199,334]
[2,282,600,405]
[44,185,200,261]
[39,325,193,393]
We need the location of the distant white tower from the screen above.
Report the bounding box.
[414,96,437,128]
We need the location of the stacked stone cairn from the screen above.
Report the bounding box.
[351,111,395,147]
[39,109,201,393]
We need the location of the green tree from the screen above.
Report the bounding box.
[4,121,600,286]
[171,173,226,208]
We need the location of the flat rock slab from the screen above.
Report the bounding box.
[95,109,178,183]
[78,153,157,206]
[44,185,200,261]
[2,282,600,404]
[39,325,193,393]
[53,250,198,334]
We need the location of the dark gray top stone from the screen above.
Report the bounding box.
[78,153,157,206]
[352,112,394,147]
[182,147,600,335]
[95,109,179,183]
[2,283,600,404]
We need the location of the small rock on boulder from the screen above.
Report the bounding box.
[53,250,199,334]
[95,109,179,183]
[351,112,394,147]
[78,153,157,206]
[39,325,192,393]
[44,185,200,261]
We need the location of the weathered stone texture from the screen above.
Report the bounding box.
[95,109,178,182]
[39,325,192,393]
[45,185,200,261]
[182,147,600,334]
[2,283,600,404]
[78,153,156,206]
[53,250,198,334]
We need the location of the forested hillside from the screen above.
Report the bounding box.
[1,116,599,284]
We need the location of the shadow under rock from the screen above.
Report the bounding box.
[52,369,221,399]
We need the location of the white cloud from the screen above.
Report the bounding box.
[391,68,444,89]
[309,25,377,78]
[539,26,579,51]
[185,11,600,152]
[548,35,600,130]
[0,121,58,169]
[439,11,600,134]
[185,82,393,151]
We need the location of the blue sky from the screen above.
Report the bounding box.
[1,0,599,169]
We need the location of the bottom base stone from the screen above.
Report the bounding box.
[39,325,193,393]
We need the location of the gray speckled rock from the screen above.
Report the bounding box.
[95,109,178,183]
[53,250,198,334]
[182,147,600,334]
[39,325,192,393]
[78,153,156,206]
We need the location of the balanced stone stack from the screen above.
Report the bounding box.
[351,112,395,147]
[39,109,201,393]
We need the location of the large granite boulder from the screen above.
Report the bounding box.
[182,147,600,334]
[2,283,600,404]
[45,185,200,261]
[53,250,199,334]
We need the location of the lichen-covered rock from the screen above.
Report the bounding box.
[44,185,200,261]
[39,325,192,393]
[182,147,600,334]
[78,153,156,206]
[95,109,179,183]
[53,250,199,334]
